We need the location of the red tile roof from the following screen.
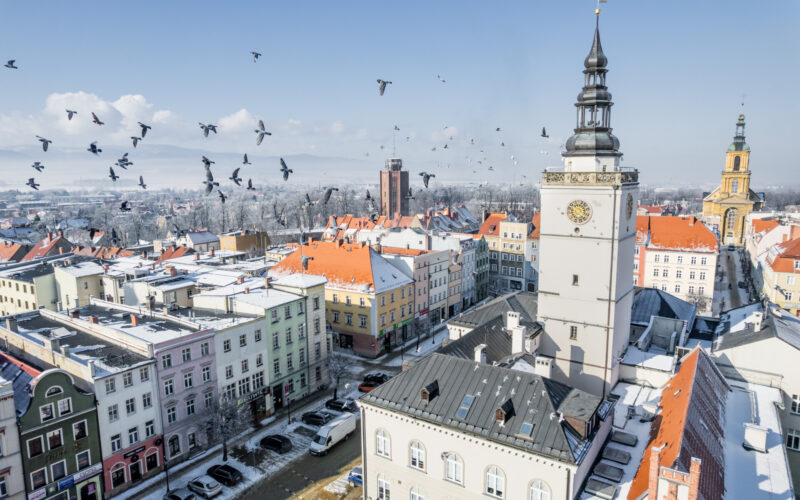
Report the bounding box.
[156,245,195,264]
[21,233,72,262]
[639,204,663,215]
[751,218,780,235]
[380,246,428,256]
[628,348,727,500]
[767,237,800,273]
[71,246,135,259]
[637,216,718,253]
[0,351,41,377]
[528,212,541,239]
[0,241,28,262]
[478,213,507,236]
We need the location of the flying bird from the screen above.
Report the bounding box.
[419,171,435,188]
[120,201,132,212]
[377,79,392,96]
[246,179,255,191]
[255,120,271,145]
[131,137,141,148]
[5,60,18,69]
[303,193,314,208]
[138,122,151,138]
[301,255,314,270]
[541,127,549,139]
[138,176,147,189]
[110,228,120,245]
[495,127,501,132]
[365,190,372,201]
[229,168,242,186]
[393,125,400,131]
[35,136,52,152]
[204,165,219,195]
[201,155,215,168]
[26,178,39,190]
[242,154,251,165]
[66,110,78,120]
[31,162,45,172]
[279,158,293,181]
[91,112,104,126]
[116,153,132,168]
[199,123,217,137]
[322,187,338,205]
[87,141,102,155]
[218,191,227,204]
[437,74,446,83]
[108,167,119,181]
[500,142,505,147]
[251,51,261,62]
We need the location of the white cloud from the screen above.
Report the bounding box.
[218,109,257,134]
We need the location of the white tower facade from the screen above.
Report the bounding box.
[537,19,638,397]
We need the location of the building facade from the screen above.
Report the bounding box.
[379,158,410,217]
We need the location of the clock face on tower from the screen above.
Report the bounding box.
[566,199,592,224]
[626,194,634,219]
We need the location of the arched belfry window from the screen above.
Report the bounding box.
[733,156,741,171]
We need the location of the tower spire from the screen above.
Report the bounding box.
[730,114,748,152]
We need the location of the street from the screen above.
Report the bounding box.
[239,421,362,500]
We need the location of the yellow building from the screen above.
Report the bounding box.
[702,114,764,246]
[0,262,58,315]
[762,237,800,315]
[219,230,270,256]
[268,240,414,357]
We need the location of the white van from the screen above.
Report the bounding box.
[309,413,356,456]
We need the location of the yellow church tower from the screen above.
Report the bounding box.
[702,114,764,246]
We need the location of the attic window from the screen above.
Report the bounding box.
[518,421,535,438]
[456,395,475,419]
[496,399,514,424]
[421,380,439,404]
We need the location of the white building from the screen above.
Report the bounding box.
[0,374,24,500]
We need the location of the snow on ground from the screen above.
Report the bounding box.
[621,346,676,372]
[714,247,752,316]
[724,382,794,499]
[324,472,351,494]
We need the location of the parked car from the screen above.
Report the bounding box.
[737,281,746,288]
[348,466,363,487]
[302,410,335,426]
[325,398,357,412]
[163,489,197,500]
[206,464,242,486]
[260,434,293,454]
[310,413,357,456]
[358,380,381,392]
[363,372,390,384]
[187,475,222,498]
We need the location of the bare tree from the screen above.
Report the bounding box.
[205,395,250,462]
[327,350,351,399]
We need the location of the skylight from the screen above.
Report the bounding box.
[519,421,535,437]
[456,395,475,419]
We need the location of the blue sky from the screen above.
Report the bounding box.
[0,1,798,189]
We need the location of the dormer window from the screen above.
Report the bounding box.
[495,399,514,425]
[421,380,439,404]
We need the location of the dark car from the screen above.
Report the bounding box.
[358,380,381,392]
[737,281,746,288]
[206,464,242,486]
[363,372,390,384]
[302,411,335,426]
[259,434,293,454]
[325,398,357,412]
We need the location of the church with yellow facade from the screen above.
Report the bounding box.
[702,114,764,246]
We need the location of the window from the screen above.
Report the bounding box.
[676,269,682,279]
[701,257,708,266]
[123,372,133,387]
[273,331,280,349]
[486,466,505,498]
[140,366,149,382]
[377,475,390,500]
[788,429,800,451]
[111,433,122,452]
[285,305,292,318]
[164,379,175,396]
[183,372,194,388]
[698,286,705,296]
[445,453,463,484]
[380,295,385,306]
[50,459,68,481]
[143,392,152,408]
[332,311,340,323]
[691,256,697,265]
[169,435,181,456]
[456,395,475,419]
[688,285,695,295]
[570,326,578,340]
[273,359,280,375]
[359,297,366,307]
[223,339,231,353]
[271,309,279,322]
[111,465,125,487]
[125,397,136,415]
[255,329,262,342]
[390,311,395,322]
[315,342,322,359]
[186,398,196,416]
[359,315,367,328]
[76,450,91,470]
[162,354,172,368]
[287,353,294,371]
[674,284,681,293]
[239,334,247,347]
[242,359,249,373]
[253,371,265,390]
[410,441,425,471]
[689,271,696,280]
[345,296,352,306]
[530,480,551,500]
[201,342,210,356]
[733,155,741,171]
[345,312,353,325]
[299,347,306,365]
[654,254,660,263]
[677,255,683,264]
[128,427,139,445]
[145,420,155,438]
[661,284,667,291]
[205,391,214,408]
[202,366,212,382]
[31,468,47,490]
[27,436,44,457]
[376,429,391,458]
[410,487,423,500]
[225,366,233,379]
[46,430,63,450]
[108,404,119,422]
[298,324,306,339]
[313,297,320,310]
[105,378,116,394]
[662,269,668,277]
[314,318,321,335]
[380,314,386,327]
[286,328,293,344]
[167,405,177,424]
[39,403,55,423]
[731,179,739,193]
[45,386,63,397]
[297,302,304,315]
[181,347,191,362]
[73,420,88,440]
[315,366,322,381]
[792,394,800,414]
[572,274,579,285]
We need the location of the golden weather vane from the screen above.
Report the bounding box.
[596,0,607,16]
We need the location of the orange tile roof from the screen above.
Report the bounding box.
[528,212,541,239]
[0,241,27,262]
[478,213,507,236]
[0,351,42,377]
[21,233,72,261]
[767,237,800,273]
[628,348,727,500]
[269,240,411,293]
[156,245,195,264]
[380,246,428,256]
[636,216,650,245]
[637,216,718,253]
[751,218,780,235]
[639,204,663,215]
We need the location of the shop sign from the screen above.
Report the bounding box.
[238,387,267,405]
[57,463,103,491]
[124,446,146,458]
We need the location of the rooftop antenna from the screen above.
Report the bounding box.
[740,93,746,111]
[392,125,399,157]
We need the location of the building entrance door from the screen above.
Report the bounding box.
[130,460,142,482]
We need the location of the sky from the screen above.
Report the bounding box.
[0,1,798,191]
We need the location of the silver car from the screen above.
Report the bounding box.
[163,488,197,500]
[187,475,222,499]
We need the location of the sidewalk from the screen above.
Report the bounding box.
[117,387,336,500]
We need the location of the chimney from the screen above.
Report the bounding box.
[141,251,147,259]
[244,287,250,294]
[474,343,487,364]
[88,315,99,324]
[150,263,155,270]
[131,315,140,327]
[60,345,70,358]
[58,229,63,238]
[70,310,80,319]
[194,253,200,261]
[209,248,215,257]
[505,311,520,330]
[4,317,17,333]
[688,458,702,500]
[47,232,53,243]
[237,276,245,284]
[336,239,343,248]
[138,262,143,268]
[495,399,514,425]
[168,266,177,277]
[512,324,526,355]
[308,237,313,245]
[103,264,109,274]
[59,247,64,255]
[533,355,553,379]
[648,445,664,498]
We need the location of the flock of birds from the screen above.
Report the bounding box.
[8,53,554,217]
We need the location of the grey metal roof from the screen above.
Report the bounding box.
[448,291,538,329]
[439,315,542,365]
[0,352,37,415]
[714,308,800,352]
[631,287,697,329]
[359,353,603,464]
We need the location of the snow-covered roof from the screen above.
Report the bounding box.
[620,346,676,372]
[271,274,327,289]
[57,261,105,278]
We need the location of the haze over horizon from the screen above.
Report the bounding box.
[1,1,798,190]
